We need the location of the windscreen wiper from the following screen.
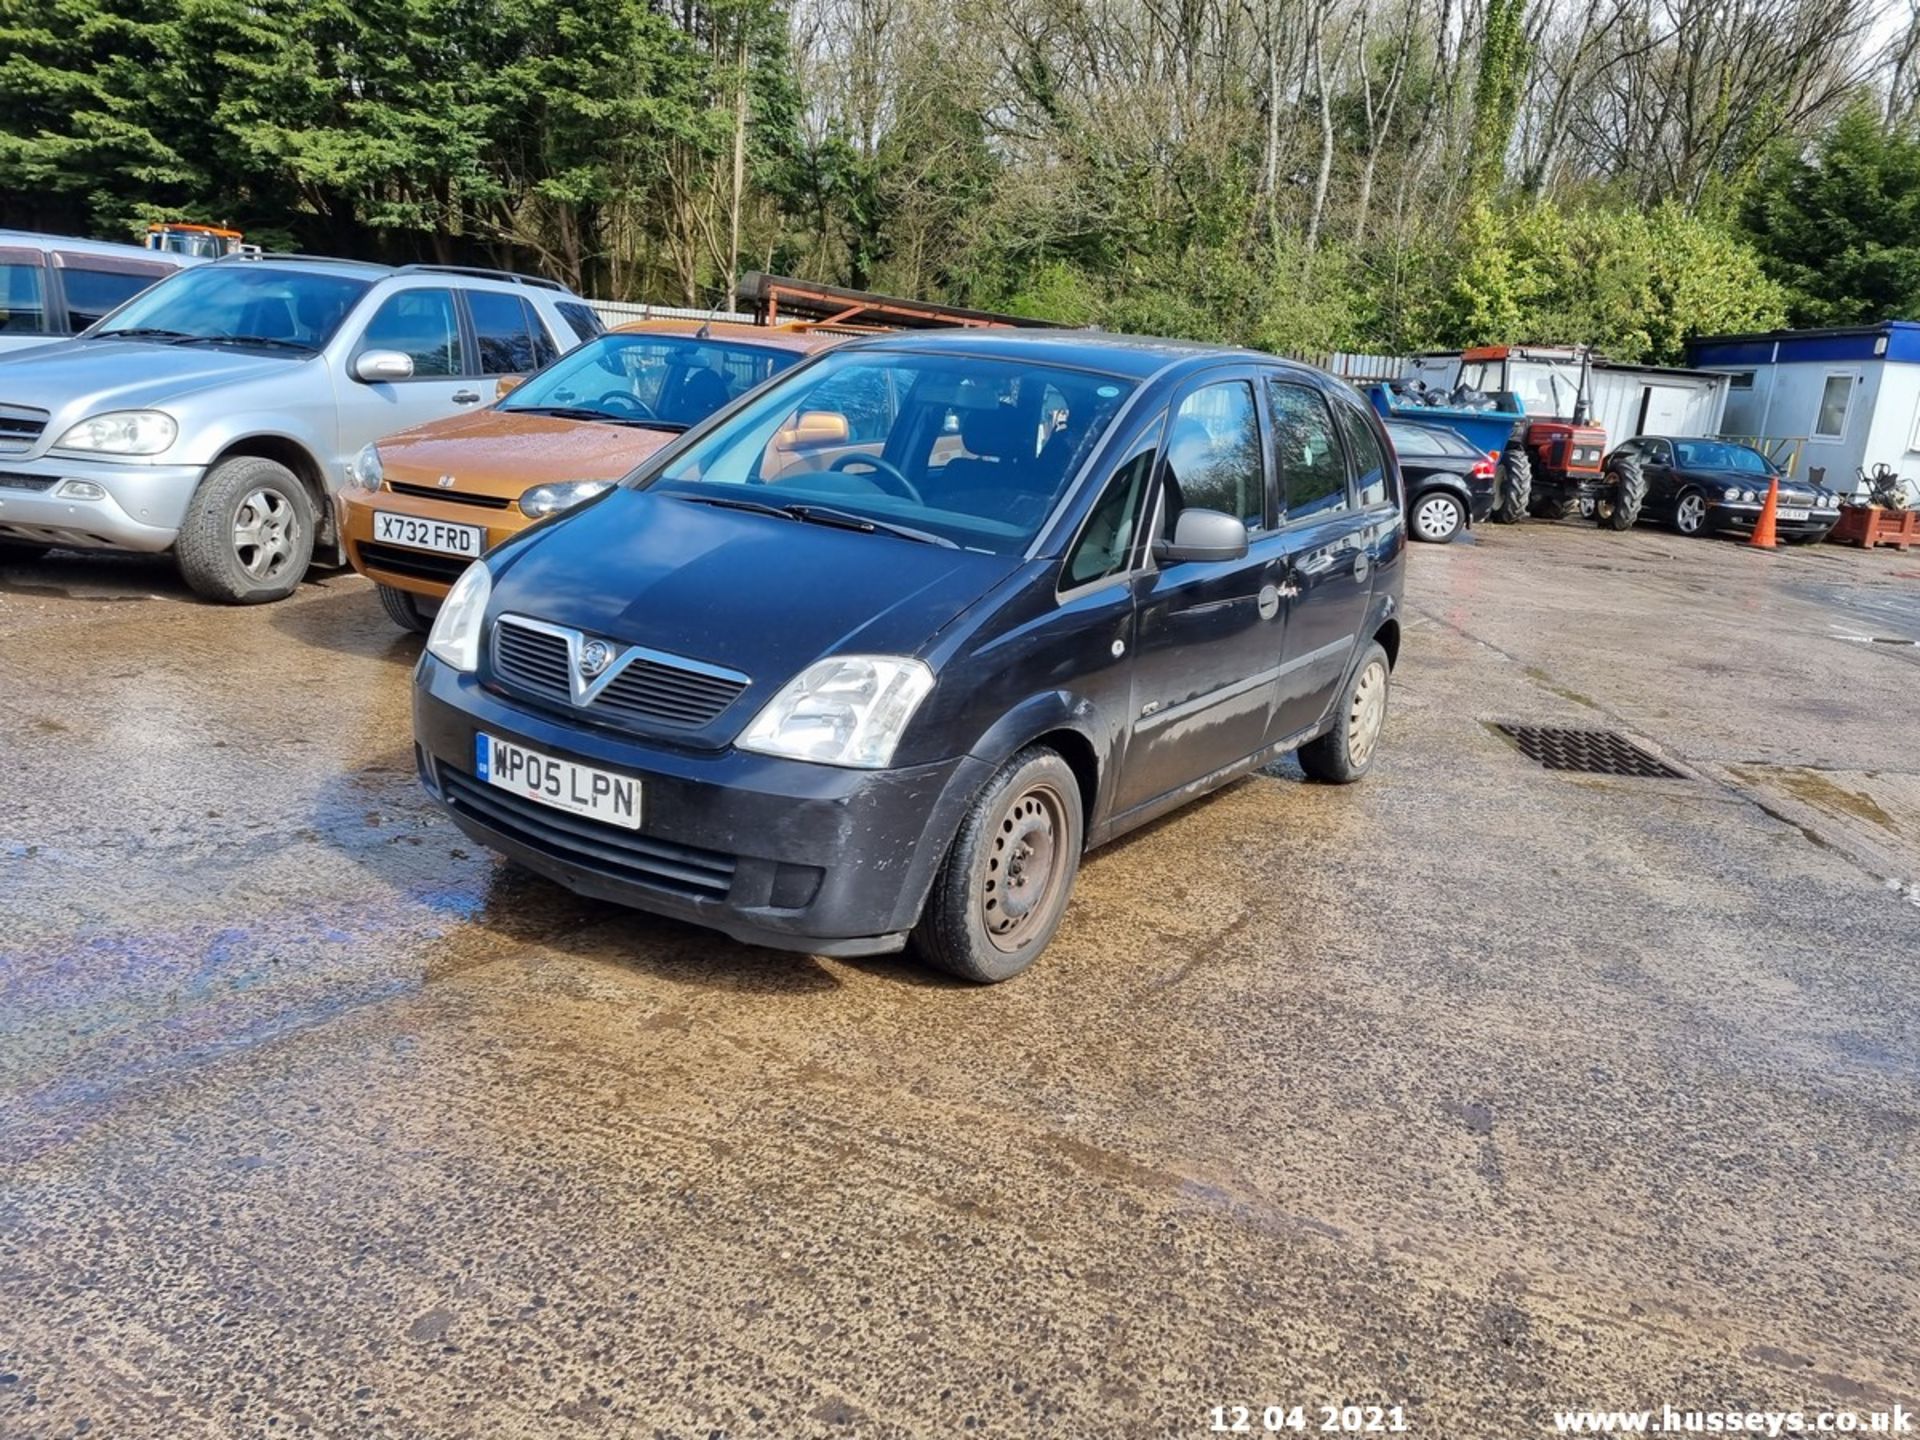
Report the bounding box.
[670,494,791,519]
[512,405,685,430]
[95,327,196,343]
[781,504,959,549]
[174,334,314,353]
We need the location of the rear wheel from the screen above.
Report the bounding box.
[1492,445,1532,523]
[912,747,1083,983]
[1409,489,1465,543]
[1672,488,1709,537]
[1593,455,1646,532]
[176,455,315,603]
[1298,641,1391,784]
[376,583,436,634]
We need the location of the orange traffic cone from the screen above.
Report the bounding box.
[1749,477,1780,549]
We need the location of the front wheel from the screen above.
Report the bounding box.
[1594,455,1647,532]
[1298,641,1391,784]
[175,455,315,603]
[1492,446,1532,523]
[912,747,1084,983]
[1409,489,1466,543]
[1672,488,1709,537]
[376,583,437,635]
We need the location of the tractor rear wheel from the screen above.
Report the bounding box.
[1493,445,1532,523]
[1594,455,1647,532]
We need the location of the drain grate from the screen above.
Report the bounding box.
[1497,724,1686,779]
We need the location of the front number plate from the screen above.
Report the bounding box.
[1775,507,1810,521]
[374,510,485,557]
[477,733,642,830]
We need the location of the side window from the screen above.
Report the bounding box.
[1064,419,1161,589]
[0,259,46,335]
[1268,381,1350,522]
[1336,402,1391,507]
[59,265,162,330]
[523,299,559,369]
[555,301,606,344]
[1164,381,1264,530]
[360,288,461,376]
[469,289,539,375]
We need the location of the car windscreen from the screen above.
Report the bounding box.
[501,333,804,427]
[1672,440,1772,475]
[91,266,370,351]
[646,350,1137,555]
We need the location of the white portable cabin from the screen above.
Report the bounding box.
[1404,347,1728,442]
[1686,322,1920,498]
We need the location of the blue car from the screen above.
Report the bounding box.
[412,330,1408,981]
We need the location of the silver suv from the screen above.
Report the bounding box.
[0,255,603,602]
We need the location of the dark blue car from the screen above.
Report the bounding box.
[412,330,1407,981]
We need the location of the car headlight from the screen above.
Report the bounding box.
[426,561,491,672]
[737,655,934,769]
[52,410,177,456]
[520,480,612,518]
[348,443,384,492]
[1723,486,1741,501]
[1742,489,1759,503]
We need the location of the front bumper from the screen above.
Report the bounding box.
[0,456,206,552]
[338,487,532,599]
[413,655,993,956]
[1709,501,1840,539]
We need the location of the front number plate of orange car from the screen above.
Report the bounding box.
[374,511,485,557]
[476,733,643,830]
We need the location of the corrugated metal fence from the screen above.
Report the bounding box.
[589,299,753,327]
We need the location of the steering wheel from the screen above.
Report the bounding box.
[592,390,660,422]
[829,452,923,503]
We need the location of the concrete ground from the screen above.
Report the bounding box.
[1,521,1915,1440]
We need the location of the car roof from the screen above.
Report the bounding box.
[833,326,1315,382]
[608,318,841,353]
[203,254,576,294]
[0,229,199,264]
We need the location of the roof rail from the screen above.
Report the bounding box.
[738,273,1062,331]
[213,252,394,271]
[397,263,568,292]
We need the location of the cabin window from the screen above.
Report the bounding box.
[1812,373,1854,440]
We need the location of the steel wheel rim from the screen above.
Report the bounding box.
[1677,493,1706,533]
[1347,659,1388,767]
[980,780,1070,954]
[233,488,298,581]
[1414,494,1459,540]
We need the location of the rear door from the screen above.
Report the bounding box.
[0,245,50,355]
[1111,369,1291,814]
[50,251,176,335]
[1267,377,1381,743]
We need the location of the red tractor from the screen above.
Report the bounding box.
[1388,345,1647,530]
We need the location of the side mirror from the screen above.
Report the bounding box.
[1152,507,1250,565]
[495,374,524,400]
[354,349,414,383]
[774,409,850,451]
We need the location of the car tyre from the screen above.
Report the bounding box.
[1298,641,1391,785]
[1594,455,1646,532]
[912,746,1083,984]
[1492,445,1532,523]
[377,582,437,635]
[1409,489,1465,543]
[1672,488,1709,537]
[176,455,315,604]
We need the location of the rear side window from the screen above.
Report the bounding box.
[469,289,551,375]
[0,261,46,335]
[59,266,161,330]
[361,288,461,376]
[1268,381,1350,521]
[1165,381,1265,530]
[556,301,606,343]
[1064,418,1161,589]
[1336,403,1391,506]
[524,300,559,369]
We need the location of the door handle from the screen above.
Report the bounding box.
[1297,551,1336,576]
[452,390,482,405]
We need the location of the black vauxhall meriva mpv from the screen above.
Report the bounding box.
[412,330,1406,981]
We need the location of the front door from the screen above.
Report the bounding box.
[1113,373,1291,814]
[342,286,484,466]
[1268,380,1381,742]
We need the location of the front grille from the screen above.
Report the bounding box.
[359,541,471,584]
[0,471,55,491]
[491,618,749,731]
[0,405,48,455]
[441,768,735,898]
[389,481,513,510]
[1497,724,1685,779]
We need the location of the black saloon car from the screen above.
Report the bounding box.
[413,331,1407,982]
[1384,418,1498,543]
[1611,436,1843,541]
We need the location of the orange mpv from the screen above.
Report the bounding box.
[338,318,842,631]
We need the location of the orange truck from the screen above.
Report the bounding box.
[336,319,842,631]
